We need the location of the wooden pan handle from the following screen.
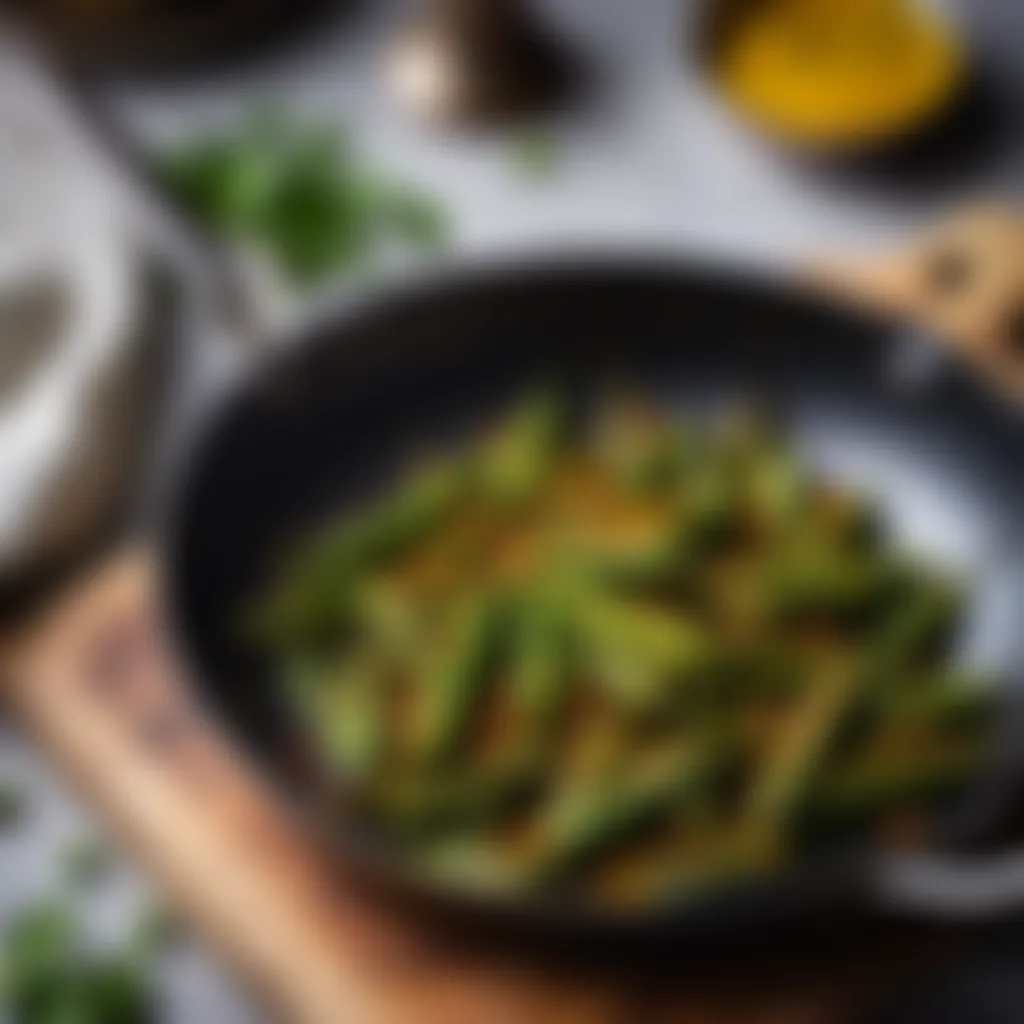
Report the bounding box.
[805,202,1024,404]
[0,555,440,1024]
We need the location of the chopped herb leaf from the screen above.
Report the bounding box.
[2,904,151,1024]
[159,110,448,288]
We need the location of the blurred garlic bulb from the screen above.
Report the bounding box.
[383,0,572,127]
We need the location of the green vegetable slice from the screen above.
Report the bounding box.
[416,596,506,762]
[476,391,564,506]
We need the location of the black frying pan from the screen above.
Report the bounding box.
[166,255,1024,941]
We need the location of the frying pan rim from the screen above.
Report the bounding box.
[162,251,1021,938]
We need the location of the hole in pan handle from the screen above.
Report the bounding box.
[801,202,1024,410]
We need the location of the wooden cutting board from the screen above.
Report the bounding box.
[1,549,971,1024]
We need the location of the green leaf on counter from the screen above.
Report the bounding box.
[159,110,448,288]
[2,904,151,1024]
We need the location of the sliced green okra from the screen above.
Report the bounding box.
[252,461,466,650]
[868,674,993,731]
[530,740,729,885]
[573,489,730,589]
[761,552,912,622]
[865,578,963,671]
[714,644,810,701]
[581,472,732,611]
[814,489,879,550]
[352,577,431,657]
[476,390,564,506]
[416,595,506,762]
[685,465,739,539]
[288,653,386,782]
[532,787,659,884]
[377,757,540,837]
[744,448,810,530]
[509,587,570,741]
[568,527,682,591]
[326,459,468,570]
[572,590,710,710]
[592,397,691,495]
[254,387,997,907]
[421,836,530,894]
[803,745,980,832]
[748,666,864,834]
[247,562,355,652]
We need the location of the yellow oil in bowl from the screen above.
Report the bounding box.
[710,0,965,152]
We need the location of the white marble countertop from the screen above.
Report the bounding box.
[103,0,1024,263]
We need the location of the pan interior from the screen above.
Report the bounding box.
[169,261,1024,878]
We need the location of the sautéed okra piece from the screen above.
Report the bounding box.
[253,390,992,908]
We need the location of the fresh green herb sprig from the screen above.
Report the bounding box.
[159,110,448,287]
[1,905,149,1024]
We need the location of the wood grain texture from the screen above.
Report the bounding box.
[805,203,1024,403]
[0,551,972,1023]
